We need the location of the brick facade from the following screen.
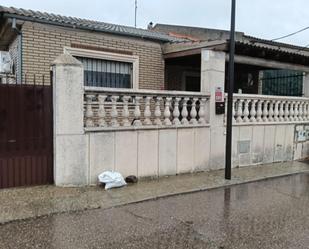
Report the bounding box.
[20,21,165,89]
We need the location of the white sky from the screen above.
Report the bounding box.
[1,0,308,46]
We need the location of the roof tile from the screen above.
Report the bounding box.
[0,5,186,43]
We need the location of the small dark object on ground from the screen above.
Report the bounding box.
[98,182,106,188]
[125,175,138,184]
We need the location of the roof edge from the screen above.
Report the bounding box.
[2,12,176,43]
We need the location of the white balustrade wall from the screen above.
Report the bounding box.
[52,53,309,186]
[230,94,309,124]
[84,87,210,130]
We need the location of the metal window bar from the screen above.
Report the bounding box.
[261,73,304,97]
[76,56,133,89]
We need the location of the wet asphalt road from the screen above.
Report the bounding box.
[0,173,308,249]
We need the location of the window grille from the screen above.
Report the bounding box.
[76,56,133,88]
[261,70,304,96]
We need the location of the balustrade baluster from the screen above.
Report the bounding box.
[290,101,295,121]
[154,97,162,125]
[97,95,107,127]
[111,95,120,127]
[232,99,237,123]
[294,101,299,121]
[181,97,189,125]
[256,100,263,122]
[279,101,285,121]
[303,102,307,120]
[236,99,244,123]
[268,101,274,122]
[243,99,250,122]
[305,102,309,121]
[85,94,95,127]
[299,102,304,121]
[284,101,290,121]
[190,97,198,124]
[133,96,142,126]
[273,101,280,122]
[163,97,172,125]
[302,102,307,121]
[301,101,305,121]
[198,98,207,124]
[122,95,131,126]
[172,97,181,125]
[249,99,257,122]
[262,100,269,122]
[143,96,152,125]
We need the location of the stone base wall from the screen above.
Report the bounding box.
[233,124,293,167]
[232,124,309,168]
[86,127,210,184]
[57,122,309,186]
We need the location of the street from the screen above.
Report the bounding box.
[0,173,308,249]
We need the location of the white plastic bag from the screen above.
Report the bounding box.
[98,171,127,190]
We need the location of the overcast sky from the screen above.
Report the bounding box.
[1,0,308,46]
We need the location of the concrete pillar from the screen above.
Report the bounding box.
[52,54,88,186]
[201,49,226,170]
[303,73,309,97]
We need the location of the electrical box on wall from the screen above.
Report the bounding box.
[295,125,309,142]
[296,130,306,142]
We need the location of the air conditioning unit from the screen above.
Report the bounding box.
[0,51,12,74]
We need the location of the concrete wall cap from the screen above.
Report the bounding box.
[51,54,83,66]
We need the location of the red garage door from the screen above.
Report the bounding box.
[0,80,53,188]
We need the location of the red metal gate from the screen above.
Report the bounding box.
[0,79,53,188]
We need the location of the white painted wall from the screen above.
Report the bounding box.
[232,123,309,167]
[232,124,294,167]
[87,127,210,184]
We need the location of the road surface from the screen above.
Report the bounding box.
[0,173,308,249]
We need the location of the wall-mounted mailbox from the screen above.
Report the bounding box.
[216,102,225,115]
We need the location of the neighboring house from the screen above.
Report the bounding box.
[152,23,308,96]
[1,6,309,188]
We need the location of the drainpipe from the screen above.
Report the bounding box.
[11,18,22,83]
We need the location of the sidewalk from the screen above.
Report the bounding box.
[1,161,308,224]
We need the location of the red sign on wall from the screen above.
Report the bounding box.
[215,87,223,102]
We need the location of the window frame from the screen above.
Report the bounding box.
[64,46,139,89]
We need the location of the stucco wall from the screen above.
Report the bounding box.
[84,123,309,184]
[232,124,309,167]
[21,21,165,89]
[87,127,210,184]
